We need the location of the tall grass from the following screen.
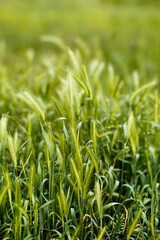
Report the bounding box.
[0,38,160,239]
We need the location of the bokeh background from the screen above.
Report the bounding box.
[0,0,160,75]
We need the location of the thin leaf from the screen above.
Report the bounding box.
[40,123,53,160]
[127,209,142,239]
[97,226,106,240]
[7,134,17,167]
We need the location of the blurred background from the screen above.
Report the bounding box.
[0,0,160,75]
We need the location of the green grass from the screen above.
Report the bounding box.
[0,1,160,239]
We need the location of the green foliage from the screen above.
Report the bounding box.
[0,1,160,239]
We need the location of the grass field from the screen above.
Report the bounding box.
[0,0,160,239]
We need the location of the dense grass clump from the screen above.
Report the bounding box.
[0,37,160,239]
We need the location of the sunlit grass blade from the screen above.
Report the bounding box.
[91,120,97,152]
[38,200,54,211]
[7,134,17,167]
[67,71,76,129]
[127,209,142,239]
[70,127,82,167]
[0,116,7,141]
[2,170,13,215]
[97,226,106,240]
[95,180,102,227]
[40,123,53,160]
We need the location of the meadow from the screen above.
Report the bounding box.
[0,0,160,239]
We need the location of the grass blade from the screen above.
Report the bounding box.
[40,123,53,160]
[70,158,82,192]
[7,134,17,167]
[127,209,142,239]
[97,226,106,240]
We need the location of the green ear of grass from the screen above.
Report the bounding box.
[72,73,89,96]
[70,158,82,192]
[129,80,157,102]
[83,163,94,199]
[56,145,64,172]
[17,91,45,121]
[127,111,139,155]
[68,48,80,73]
[60,178,67,217]
[14,203,29,220]
[40,35,67,52]
[95,180,102,223]
[51,96,64,116]
[28,162,35,199]
[0,184,9,205]
[86,146,99,174]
